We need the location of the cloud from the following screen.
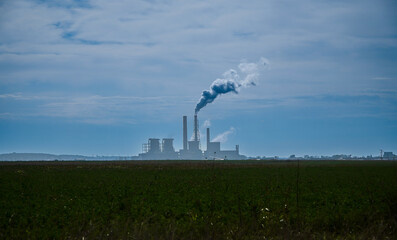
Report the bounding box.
[212,127,235,143]
[372,77,393,80]
[2,88,397,125]
[0,113,13,119]
[0,93,23,99]
[0,0,396,124]
[0,93,194,124]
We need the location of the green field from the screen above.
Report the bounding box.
[1,160,396,239]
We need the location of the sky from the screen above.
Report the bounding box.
[0,0,396,157]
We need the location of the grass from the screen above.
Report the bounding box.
[0,160,396,239]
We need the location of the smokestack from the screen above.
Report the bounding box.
[183,116,187,150]
[194,114,199,141]
[207,128,210,150]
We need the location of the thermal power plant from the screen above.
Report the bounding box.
[138,115,246,160]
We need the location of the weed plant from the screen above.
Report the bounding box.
[1,160,396,239]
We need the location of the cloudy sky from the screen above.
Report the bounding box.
[0,0,396,157]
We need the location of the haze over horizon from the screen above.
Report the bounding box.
[0,0,396,157]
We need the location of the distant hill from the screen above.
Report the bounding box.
[0,153,137,161]
[0,153,88,161]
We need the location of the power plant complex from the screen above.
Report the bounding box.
[138,115,246,160]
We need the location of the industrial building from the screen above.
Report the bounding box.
[204,127,243,160]
[138,115,246,160]
[383,152,396,160]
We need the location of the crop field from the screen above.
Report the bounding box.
[1,160,396,239]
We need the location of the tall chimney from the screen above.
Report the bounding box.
[207,128,210,150]
[183,116,187,150]
[194,114,199,142]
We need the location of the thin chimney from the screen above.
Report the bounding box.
[194,114,199,142]
[183,116,187,150]
[207,127,210,150]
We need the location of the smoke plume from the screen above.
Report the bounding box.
[202,119,211,128]
[195,57,268,114]
[212,127,235,143]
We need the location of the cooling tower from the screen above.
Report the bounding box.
[148,138,160,153]
[162,138,175,152]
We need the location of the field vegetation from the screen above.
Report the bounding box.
[1,160,396,239]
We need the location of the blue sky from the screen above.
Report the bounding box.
[0,0,396,157]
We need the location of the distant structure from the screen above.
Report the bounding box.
[383,152,396,160]
[139,138,178,160]
[138,115,246,160]
[204,127,243,160]
[180,115,203,159]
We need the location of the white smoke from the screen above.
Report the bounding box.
[239,57,269,86]
[195,57,268,113]
[212,127,235,143]
[202,119,211,128]
[189,120,211,141]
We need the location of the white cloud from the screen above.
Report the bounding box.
[372,77,393,80]
[0,0,396,123]
[0,92,195,124]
